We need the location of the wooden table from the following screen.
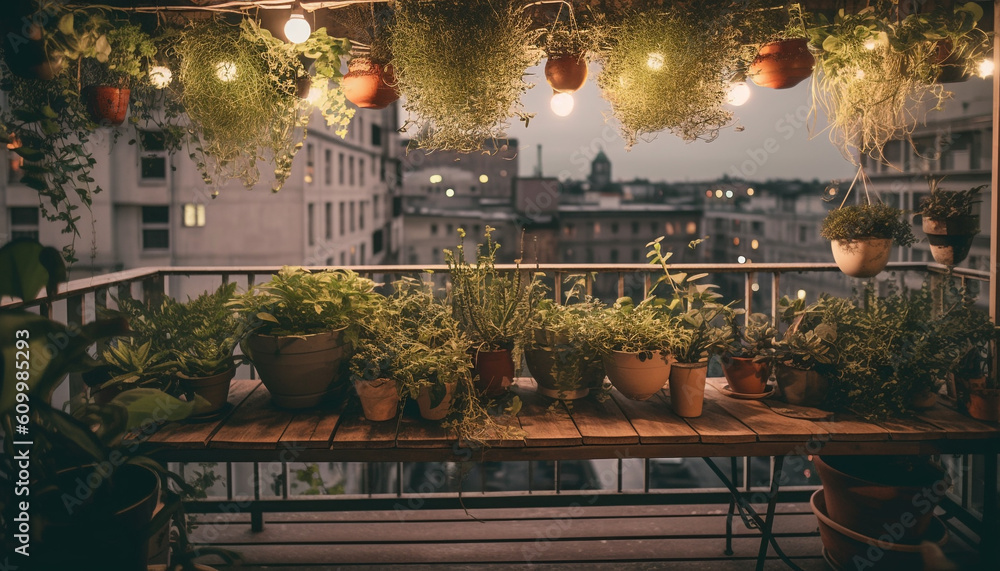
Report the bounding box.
[144,377,1000,570]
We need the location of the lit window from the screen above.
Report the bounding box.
[665,222,675,236]
[182,204,205,228]
[733,237,740,246]
[593,222,601,236]
[751,239,759,250]
[686,221,697,235]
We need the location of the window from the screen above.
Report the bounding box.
[610,249,619,263]
[9,207,39,240]
[360,243,366,265]
[431,223,438,236]
[7,139,25,183]
[585,247,594,263]
[650,222,657,233]
[431,248,439,262]
[325,202,332,239]
[563,249,575,262]
[593,222,601,236]
[359,158,365,186]
[373,195,381,220]
[751,221,764,233]
[632,222,640,234]
[380,157,386,182]
[139,130,167,181]
[611,222,619,234]
[326,257,333,266]
[182,204,205,227]
[349,201,356,232]
[324,149,332,185]
[446,223,453,235]
[563,223,575,237]
[359,201,366,230]
[305,143,315,184]
[349,156,355,186]
[338,153,345,185]
[631,248,641,262]
[340,251,346,265]
[339,202,345,236]
[665,222,675,235]
[141,206,169,250]
[357,117,364,144]
[371,124,382,146]
[373,229,384,254]
[686,221,697,235]
[798,226,809,243]
[307,203,315,246]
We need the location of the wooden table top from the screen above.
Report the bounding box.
[143,378,1000,463]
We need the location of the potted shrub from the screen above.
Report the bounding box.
[648,237,735,416]
[95,338,179,403]
[918,3,989,83]
[446,227,543,397]
[821,200,915,278]
[773,295,839,407]
[341,4,398,109]
[916,179,984,266]
[596,297,679,401]
[938,291,1000,421]
[349,301,401,422]
[541,15,595,94]
[747,5,815,89]
[81,22,156,126]
[229,266,379,409]
[524,281,606,400]
[722,312,776,395]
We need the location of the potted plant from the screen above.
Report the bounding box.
[747,4,815,89]
[540,10,596,94]
[349,300,401,422]
[446,227,543,397]
[229,266,379,409]
[81,21,155,126]
[596,296,678,401]
[821,196,915,278]
[95,338,179,402]
[341,4,398,109]
[524,280,606,400]
[392,0,538,152]
[916,179,985,266]
[647,237,735,416]
[938,289,1000,421]
[722,312,776,395]
[912,2,989,83]
[773,295,839,407]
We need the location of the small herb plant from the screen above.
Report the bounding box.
[229,266,379,340]
[774,295,840,370]
[170,283,251,378]
[918,179,985,220]
[596,296,679,356]
[725,312,777,362]
[821,202,915,246]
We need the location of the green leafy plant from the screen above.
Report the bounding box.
[81,21,155,88]
[774,295,839,370]
[392,0,539,152]
[294,27,354,137]
[229,266,379,340]
[918,178,985,220]
[98,338,179,395]
[821,202,915,245]
[725,312,776,361]
[596,296,680,356]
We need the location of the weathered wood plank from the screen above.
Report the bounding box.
[395,407,457,449]
[877,416,950,441]
[510,379,583,447]
[566,389,639,445]
[706,378,828,442]
[209,384,297,449]
[682,397,758,444]
[330,401,399,449]
[612,390,700,444]
[916,404,1000,439]
[279,399,346,448]
[146,379,258,448]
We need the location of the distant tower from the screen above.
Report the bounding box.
[590,149,611,190]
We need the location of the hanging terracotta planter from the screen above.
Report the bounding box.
[470,348,515,396]
[830,238,891,278]
[922,215,978,266]
[667,362,707,417]
[83,86,130,126]
[417,380,457,420]
[544,54,588,93]
[722,356,771,394]
[774,363,827,407]
[342,57,399,109]
[811,490,948,571]
[603,350,672,401]
[354,377,399,421]
[244,328,349,409]
[747,38,814,89]
[178,367,236,416]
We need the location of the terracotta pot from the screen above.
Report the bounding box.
[813,455,948,543]
[178,367,236,415]
[811,490,947,571]
[603,350,672,401]
[722,356,771,394]
[774,363,828,406]
[417,381,456,420]
[525,331,605,399]
[354,377,399,421]
[748,38,814,89]
[932,39,972,83]
[342,57,399,109]
[470,348,515,396]
[544,55,588,93]
[34,464,160,569]
[967,388,1000,422]
[668,362,707,417]
[244,328,349,409]
[83,85,130,126]
[922,216,978,266]
[910,390,938,410]
[830,238,891,278]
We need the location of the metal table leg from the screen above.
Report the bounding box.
[756,455,785,571]
[725,457,738,556]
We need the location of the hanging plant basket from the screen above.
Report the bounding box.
[82,85,130,126]
[545,54,588,93]
[343,57,399,109]
[747,38,814,89]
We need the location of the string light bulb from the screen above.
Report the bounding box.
[149,65,172,88]
[284,6,311,44]
[646,52,665,71]
[978,58,994,78]
[726,82,751,106]
[215,61,237,82]
[550,91,574,116]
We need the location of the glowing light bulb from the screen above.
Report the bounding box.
[550,92,574,116]
[725,190,734,198]
[855,69,865,80]
[215,61,237,82]
[445,188,455,197]
[751,239,759,250]
[863,38,877,51]
[646,52,665,71]
[715,190,723,198]
[737,256,747,264]
[479,174,489,183]
[429,174,443,184]
[746,188,755,196]
[797,289,807,300]
[978,58,994,78]
[751,283,760,292]
[284,13,311,44]
[148,65,172,89]
[726,82,751,106]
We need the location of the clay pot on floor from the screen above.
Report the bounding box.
[722,356,771,394]
[603,350,672,401]
[244,328,349,409]
[830,238,891,278]
[354,377,399,421]
[668,362,708,417]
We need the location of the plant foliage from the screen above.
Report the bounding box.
[918,178,985,220]
[820,202,916,245]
